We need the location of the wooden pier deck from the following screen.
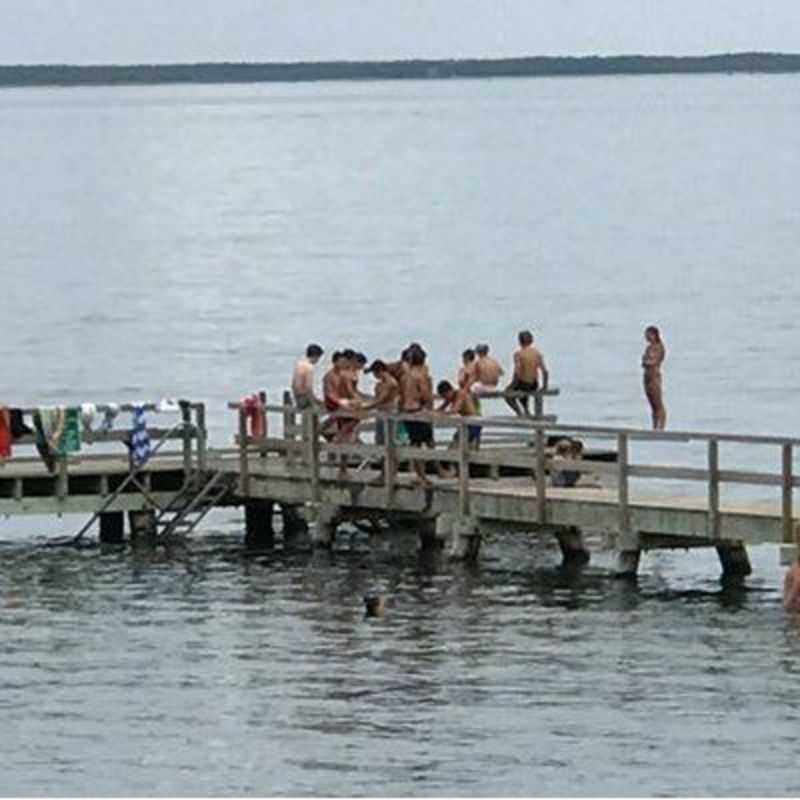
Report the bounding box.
[1,392,799,577]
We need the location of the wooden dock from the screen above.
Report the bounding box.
[1,392,798,577]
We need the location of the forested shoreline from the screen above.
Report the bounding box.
[2,52,799,89]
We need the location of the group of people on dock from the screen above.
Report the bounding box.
[290,331,550,485]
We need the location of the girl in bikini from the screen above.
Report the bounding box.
[642,325,666,430]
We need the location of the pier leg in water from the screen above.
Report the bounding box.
[128,509,157,546]
[99,511,125,545]
[614,532,642,579]
[310,503,341,548]
[716,542,752,580]
[245,500,275,549]
[435,513,482,562]
[280,504,308,536]
[417,517,440,552]
[555,526,590,567]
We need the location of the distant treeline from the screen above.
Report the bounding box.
[2,53,800,89]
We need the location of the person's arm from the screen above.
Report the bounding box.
[540,359,549,392]
[512,351,521,382]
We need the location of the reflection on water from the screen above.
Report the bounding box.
[1,525,798,795]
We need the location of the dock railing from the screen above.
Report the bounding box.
[5,400,209,494]
[228,394,800,549]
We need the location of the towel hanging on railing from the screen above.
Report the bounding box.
[130,405,151,467]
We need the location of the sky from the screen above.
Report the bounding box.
[3,0,800,65]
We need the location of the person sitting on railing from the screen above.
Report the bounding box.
[291,343,324,410]
[436,380,482,451]
[505,329,549,417]
[472,344,504,397]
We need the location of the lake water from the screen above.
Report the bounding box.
[2,73,800,795]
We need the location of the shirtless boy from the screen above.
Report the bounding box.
[506,330,549,417]
[361,360,399,446]
[472,344,504,396]
[458,349,477,390]
[401,346,435,487]
[323,351,359,442]
[291,343,324,409]
[437,380,482,450]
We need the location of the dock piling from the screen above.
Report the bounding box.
[555,526,590,566]
[99,511,125,545]
[245,500,275,548]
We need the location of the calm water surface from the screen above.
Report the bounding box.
[2,74,800,795]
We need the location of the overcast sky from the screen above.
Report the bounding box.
[4,0,800,65]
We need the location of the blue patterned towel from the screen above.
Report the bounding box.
[130,405,151,468]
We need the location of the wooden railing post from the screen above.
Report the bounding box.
[384,416,397,504]
[195,402,208,474]
[238,407,250,496]
[617,432,630,534]
[458,420,470,516]
[57,455,68,501]
[283,390,295,468]
[306,409,321,503]
[708,439,720,539]
[534,392,544,419]
[782,443,794,545]
[180,400,193,484]
[258,390,268,439]
[535,426,546,523]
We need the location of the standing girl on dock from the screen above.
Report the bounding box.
[642,325,667,430]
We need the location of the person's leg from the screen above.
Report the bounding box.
[505,379,523,416]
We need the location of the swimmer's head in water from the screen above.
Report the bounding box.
[363,594,385,617]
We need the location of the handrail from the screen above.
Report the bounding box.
[69,420,190,544]
[227,398,799,551]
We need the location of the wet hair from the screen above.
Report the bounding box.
[332,350,344,363]
[355,352,368,366]
[306,343,324,358]
[401,347,413,363]
[437,380,455,397]
[462,348,475,362]
[342,348,357,360]
[518,330,533,346]
[475,344,489,356]
[645,325,661,341]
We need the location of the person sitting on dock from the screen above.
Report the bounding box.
[291,343,324,410]
[472,344,504,397]
[505,329,549,417]
[436,380,482,450]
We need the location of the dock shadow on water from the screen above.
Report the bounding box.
[0,525,798,796]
